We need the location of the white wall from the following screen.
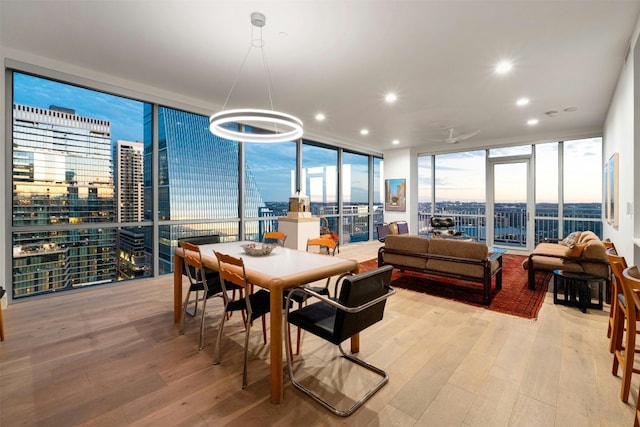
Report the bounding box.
[603,15,640,265]
[381,147,418,233]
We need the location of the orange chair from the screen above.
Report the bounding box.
[319,216,340,253]
[611,262,640,402]
[213,251,271,389]
[306,236,338,256]
[263,231,287,246]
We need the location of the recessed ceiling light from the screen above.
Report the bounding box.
[527,119,539,125]
[516,97,530,106]
[392,139,400,145]
[495,60,513,74]
[360,128,369,135]
[385,92,397,103]
[315,113,325,121]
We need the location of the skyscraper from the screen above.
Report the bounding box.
[12,104,116,297]
[148,106,267,274]
[113,140,149,279]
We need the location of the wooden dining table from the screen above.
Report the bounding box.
[173,241,360,404]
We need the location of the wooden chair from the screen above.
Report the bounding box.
[306,236,338,256]
[606,247,627,353]
[213,251,271,389]
[284,265,395,416]
[627,266,640,427]
[319,216,340,253]
[263,231,287,246]
[178,240,241,351]
[611,261,640,402]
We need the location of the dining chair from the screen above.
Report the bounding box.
[284,236,339,356]
[319,216,340,253]
[263,231,287,246]
[213,251,271,389]
[178,240,241,351]
[611,262,640,402]
[284,265,395,416]
[179,234,221,318]
[306,236,338,256]
[606,247,627,353]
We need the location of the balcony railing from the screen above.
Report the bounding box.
[418,204,602,247]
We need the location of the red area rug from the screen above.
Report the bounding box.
[360,254,550,319]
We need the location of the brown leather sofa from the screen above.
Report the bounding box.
[522,230,610,290]
[378,234,502,305]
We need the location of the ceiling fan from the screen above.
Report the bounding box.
[432,128,480,144]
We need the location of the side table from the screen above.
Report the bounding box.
[553,269,604,313]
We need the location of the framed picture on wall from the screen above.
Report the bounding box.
[385,178,406,212]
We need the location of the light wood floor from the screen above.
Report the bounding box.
[0,241,637,426]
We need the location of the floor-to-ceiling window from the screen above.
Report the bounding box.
[418,138,603,244]
[8,70,381,301]
[11,72,150,298]
[243,139,296,241]
[342,151,369,243]
[301,141,339,236]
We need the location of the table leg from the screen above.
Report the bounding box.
[270,284,284,404]
[174,252,183,323]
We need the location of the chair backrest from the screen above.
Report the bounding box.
[213,251,249,293]
[376,224,391,242]
[179,240,208,290]
[621,265,640,320]
[306,237,337,256]
[431,216,455,229]
[606,247,627,291]
[395,221,409,234]
[333,265,393,343]
[264,231,287,246]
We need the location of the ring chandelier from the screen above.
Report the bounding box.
[209,12,303,143]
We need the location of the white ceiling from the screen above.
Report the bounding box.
[2,1,639,155]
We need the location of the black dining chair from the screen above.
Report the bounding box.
[284,265,395,416]
[213,251,271,389]
[178,240,243,351]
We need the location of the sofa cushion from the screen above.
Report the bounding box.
[383,235,429,270]
[426,239,488,279]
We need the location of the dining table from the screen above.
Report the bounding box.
[173,240,360,404]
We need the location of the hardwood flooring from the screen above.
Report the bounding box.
[0,241,636,426]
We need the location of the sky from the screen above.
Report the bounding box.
[13,72,600,205]
[12,72,372,203]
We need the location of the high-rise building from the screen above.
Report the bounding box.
[147,106,267,274]
[114,140,144,222]
[113,140,149,279]
[12,104,117,297]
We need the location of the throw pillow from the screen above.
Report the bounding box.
[560,231,582,248]
[565,243,587,258]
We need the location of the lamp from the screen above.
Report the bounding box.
[209,12,303,143]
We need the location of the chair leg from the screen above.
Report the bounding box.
[198,298,208,351]
[620,317,637,402]
[213,309,228,365]
[179,289,193,335]
[242,315,252,389]
[261,315,267,345]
